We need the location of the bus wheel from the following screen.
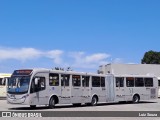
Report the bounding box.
[91,96,98,106]
[132,95,140,103]
[30,105,36,109]
[49,97,55,109]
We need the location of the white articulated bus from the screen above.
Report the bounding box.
[0,73,11,98]
[7,69,158,108]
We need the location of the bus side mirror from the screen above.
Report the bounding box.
[35,78,40,85]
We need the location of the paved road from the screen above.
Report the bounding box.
[0,98,160,120]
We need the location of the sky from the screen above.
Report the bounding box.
[0,0,160,73]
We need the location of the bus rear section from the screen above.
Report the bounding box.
[0,73,11,98]
[114,75,158,103]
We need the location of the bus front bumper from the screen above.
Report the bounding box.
[7,94,29,104]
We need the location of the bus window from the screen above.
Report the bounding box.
[31,77,46,93]
[38,77,46,90]
[92,76,100,87]
[135,78,144,87]
[116,77,124,87]
[126,77,134,87]
[72,75,81,87]
[61,74,70,87]
[101,77,105,87]
[82,76,90,87]
[158,80,160,87]
[145,78,153,87]
[0,78,5,86]
[49,73,59,86]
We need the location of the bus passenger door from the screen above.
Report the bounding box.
[115,77,125,102]
[30,73,49,105]
[71,75,82,103]
[82,76,90,103]
[60,74,71,104]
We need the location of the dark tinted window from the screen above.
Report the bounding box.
[126,77,134,87]
[135,78,144,87]
[49,73,59,86]
[159,80,160,87]
[92,76,100,87]
[61,74,70,86]
[72,75,81,87]
[0,78,5,86]
[82,76,90,87]
[101,77,105,87]
[116,77,124,87]
[145,78,153,87]
[30,77,46,93]
[38,77,46,90]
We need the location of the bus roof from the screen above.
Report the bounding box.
[12,68,157,78]
[12,68,106,77]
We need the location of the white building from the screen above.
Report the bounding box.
[98,64,160,76]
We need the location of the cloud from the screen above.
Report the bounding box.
[0,47,63,64]
[68,52,110,69]
[0,47,42,61]
[0,47,124,71]
[85,53,110,63]
[46,50,64,64]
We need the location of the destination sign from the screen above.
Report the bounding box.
[12,70,33,76]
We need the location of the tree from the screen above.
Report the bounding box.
[141,50,160,64]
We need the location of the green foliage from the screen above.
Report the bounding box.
[141,50,160,64]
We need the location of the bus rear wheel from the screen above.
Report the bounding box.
[91,96,98,106]
[132,95,140,103]
[49,97,55,109]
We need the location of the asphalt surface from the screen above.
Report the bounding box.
[0,98,160,120]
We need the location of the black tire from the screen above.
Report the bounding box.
[91,96,98,106]
[49,97,55,109]
[132,95,140,103]
[30,105,36,109]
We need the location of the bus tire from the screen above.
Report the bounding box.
[30,105,36,109]
[91,96,98,106]
[132,95,140,103]
[49,97,55,109]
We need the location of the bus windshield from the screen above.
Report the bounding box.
[8,76,30,94]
